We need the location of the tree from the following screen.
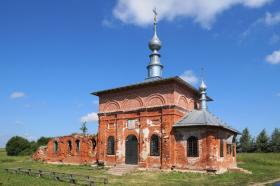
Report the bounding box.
[80,122,88,135]
[5,136,31,156]
[36,137,51,147]
[239,128,253,152]
[256,129,269,152]
[270,128,280,152]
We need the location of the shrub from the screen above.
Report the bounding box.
[5,136,31,156]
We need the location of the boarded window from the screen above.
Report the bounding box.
[54,141,58,153]
[220,139,224,157]
[187,136,199,157]
[150,134,160,156]
[76,140,80,153]
[107,136,115,155]
[67,140,72,153]
[227,144,232,155]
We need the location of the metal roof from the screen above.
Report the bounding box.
[173,109,240,134]
[91,76,213,101]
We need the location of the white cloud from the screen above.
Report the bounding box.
[265,49,280,64]
[113,0,272,29]
[277,92,280,97]
[10,91,25,99]
[180,70,199,85]
[80,112,98,123]
[264,11,280,26]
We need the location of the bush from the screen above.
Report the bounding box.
[5,136,31,156]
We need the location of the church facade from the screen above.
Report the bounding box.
[92,12,239,172]
[34,12,239,173]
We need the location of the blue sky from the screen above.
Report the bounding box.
[0,0,280,147]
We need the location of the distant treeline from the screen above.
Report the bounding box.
[237,128,280,153]
[5,136,51,156]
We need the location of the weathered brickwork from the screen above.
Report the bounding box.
[35,78,237,172]
[95,79,237,172]
[45,134,97,164]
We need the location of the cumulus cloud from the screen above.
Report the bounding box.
[80,112,98,123]
[113,0,272,29]
[264,11,280,26]
[10,91,26,99]
[265,49,280,64]
[180,70,199,85]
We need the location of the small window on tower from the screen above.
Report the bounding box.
[227,144,232,155]
[187,136,199,157]
[220,139,224,157]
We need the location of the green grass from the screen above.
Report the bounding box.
[0,148,280,186]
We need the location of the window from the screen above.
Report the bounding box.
[232,144,235,157]
[54,141,58,153]
[150,134,160,156]
[107,136,115,155]
[220,139,224,157]
[227,144,232,155]
[187,136,199,157]
[67,140,72,153]
[92,138,97,150]
[76,140,80,153]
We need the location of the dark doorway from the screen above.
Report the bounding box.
[125,135,138,165]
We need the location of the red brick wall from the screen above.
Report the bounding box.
[39,80,237,172]
[96,81,237,171]
[46,134,97,164]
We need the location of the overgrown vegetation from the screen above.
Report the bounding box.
[5,136,51,156]
[237,128,280,153]
[0,148,280,185]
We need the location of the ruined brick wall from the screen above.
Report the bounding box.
[32,146,48,162]
[46,134,97,164]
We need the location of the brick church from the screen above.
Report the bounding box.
[34,12,239,173]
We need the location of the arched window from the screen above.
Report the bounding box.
[76,140,80,153]
[92,138,97,150]
[107,136,115,155]
[150,134,160,156]
[220,139,224,157]
[187,136,199,157]
[67,140,72,153]
[54,141,58,153]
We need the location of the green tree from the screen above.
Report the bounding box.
[36,137,51,147]
[270,128,280,152]
[80,122,88,135]
[239,128,253,152]
[256,129,270,152]
[5,136,31,156]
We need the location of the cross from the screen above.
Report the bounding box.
[153,8,157,23]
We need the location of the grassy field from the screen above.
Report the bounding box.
[0,149,280,186]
